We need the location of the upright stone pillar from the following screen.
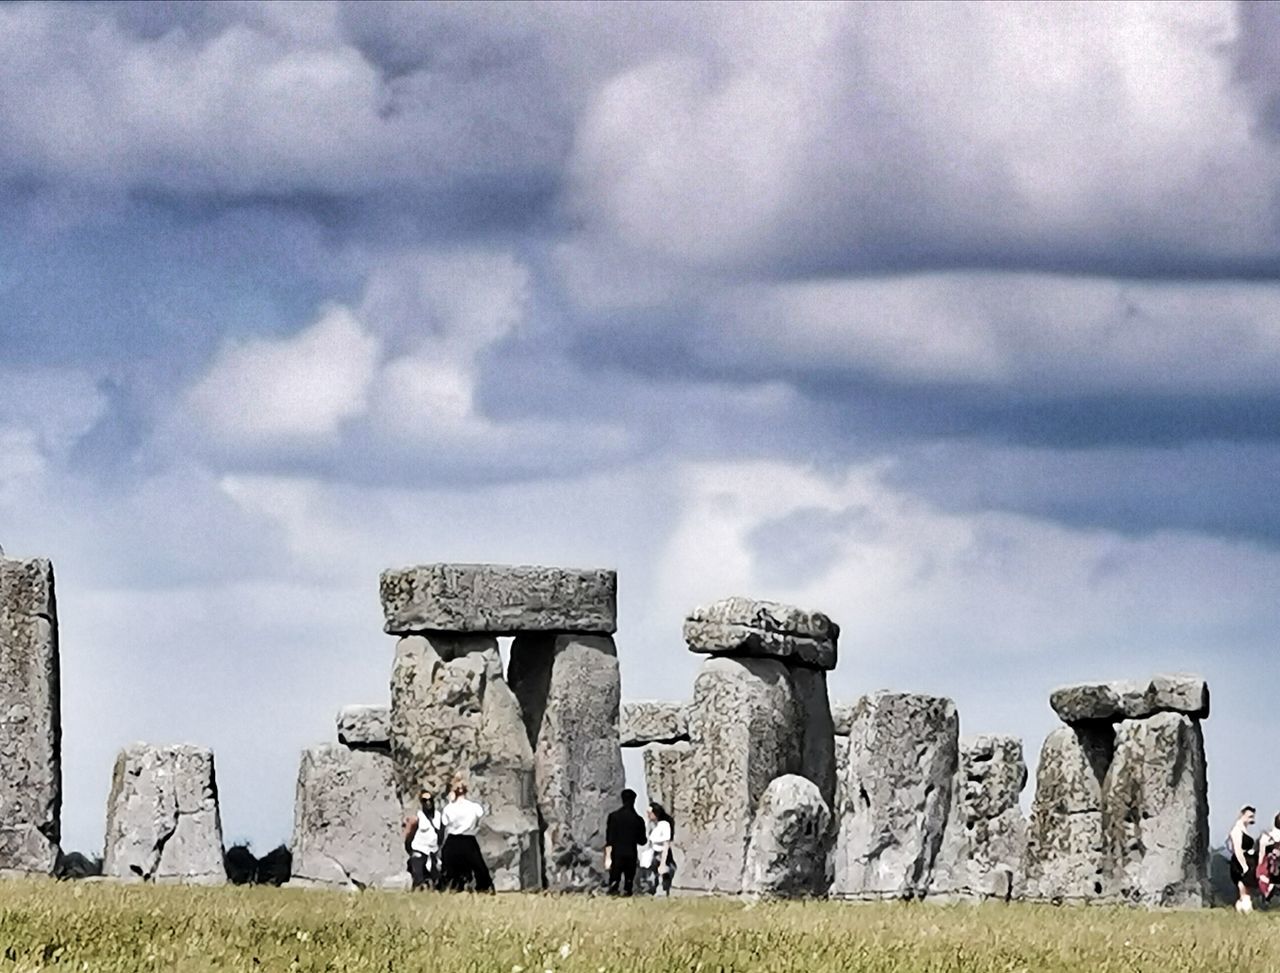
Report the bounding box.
[0,555,60,875]
[832,692,958,900]
[381,563,620,892]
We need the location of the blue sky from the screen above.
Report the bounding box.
[3,0,1280,855]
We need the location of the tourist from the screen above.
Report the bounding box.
[403,789,442,891]
[1256,813,1280,901]
[440,775,493,893]
[603,788,647,896]
[646,801,676,897]
[1228,804,1258,912]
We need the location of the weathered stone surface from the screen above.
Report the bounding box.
[683,597,838,670]
[791,668,836,813]
[832,692,957,900]
[0,556,60,876]
[643,742,691,813]
[1024,724,1114,902]
[619,701,688,747]
[1050,674,1209,724]
[674,657,802,894]
[832,703,855,736]
[1102,712,1208,907]
[389,634,541,890]
[336,704,390,749]
[103,744,225,885]
[932,735,1028,901]
[289,744,405,890]
[743,775,832,898]
[509,633,624,892]
[380,563,616,635]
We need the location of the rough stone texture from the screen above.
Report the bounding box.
[791,668,836,813]
[1102,712,1209,907]
[619,701,688,747]
[336,704,390,749]
[643,742,691,813]
[509,633,624,892]
[380,563,616,635]
[103,744,225,885]
[289,744,405,890]
[1024,724,1114,902]
[0,556,60,876]
[389,634,541,890]
[832,692,958,900]
[1050,674,1209,724]
[932,735,1028,901]
[674,657,802,894]
[683,597,838,670]
[743,775,832,898]
[832,703,855,736]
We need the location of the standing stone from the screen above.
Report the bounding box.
[684,597,837,670]
[1102,712,1208,907]
[337,704,390,750]
[674,656,802,894]
[389,634,541,890]
[0,556,60,875]
[832,692,958,900]
[1024,724,1114,902]
[509,633,624,892]
[932,735,1028,901]
[643,742,692,813]
[743,775,832,898]
[790,668,836,811]
[620,701,689,747]
[102,744,225,885]
[381,564,617,635]
[289,744,405,890]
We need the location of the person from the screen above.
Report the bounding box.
[604,788,647,896]
[1228,805,1258,912]
[646,801,676,896]
[1257,813,1280,902]
[403,789,442,891]
[439,775,493,893]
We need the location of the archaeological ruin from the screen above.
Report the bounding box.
[0,549,1217,905]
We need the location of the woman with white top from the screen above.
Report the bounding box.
[440,774,493,893]
[403,790,442,891]
[646,801,676,896]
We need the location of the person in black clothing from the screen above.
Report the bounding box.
[604,788,647,896]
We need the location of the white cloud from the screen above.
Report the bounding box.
[187,304,381,448]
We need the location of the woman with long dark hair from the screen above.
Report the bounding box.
[646,801,676,896]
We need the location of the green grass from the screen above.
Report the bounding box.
[0,880,1271,972]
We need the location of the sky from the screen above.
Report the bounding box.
[2,0,1280,856]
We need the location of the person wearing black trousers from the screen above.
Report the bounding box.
[440,775,494,893]
[604,788,647,896]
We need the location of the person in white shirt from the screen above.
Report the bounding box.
[403,790,442,891]
[646,801,676,896]
[439,774,493,892]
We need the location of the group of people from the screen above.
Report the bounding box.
[1227,805,1280,912]
[403,779,677,896]
[403,775,494,893]
[604,788,677,897]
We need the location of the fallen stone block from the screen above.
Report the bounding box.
[0,556,60,876]
[336,704,390,749]
[1103,712,1208,907]
[832,692,957,900]
[103,744,225,885]
[289,744,404,891]
[683,597,837,670]
[619,701,688,747]
[743,775,832,898]
[380,563,616,635]
[509,633,624,892]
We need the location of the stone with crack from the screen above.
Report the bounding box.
[619,701,688,747]
[743,774,832,898]
[102,744,226,885]
[0,555,60,876]
[683,597,838,670]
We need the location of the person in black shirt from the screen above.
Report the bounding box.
[604,788,647,896]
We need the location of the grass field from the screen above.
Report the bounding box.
[0,881,1273,973]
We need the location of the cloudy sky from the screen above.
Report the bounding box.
[4,0,1280,855]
